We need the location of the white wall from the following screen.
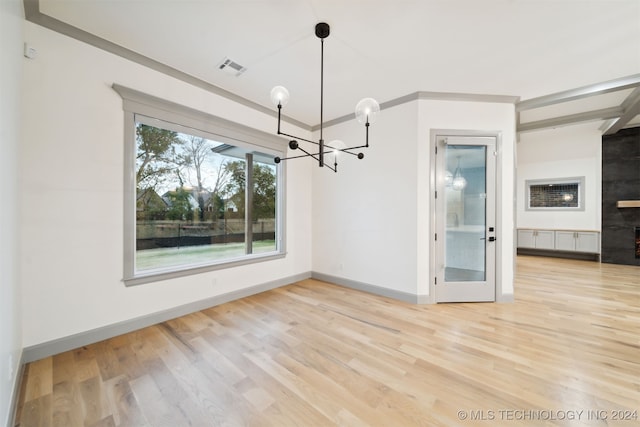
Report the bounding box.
[418,99,517,299]
[312,101,420,297]
[20,22,312,349]
[0,1,23,424]
[20,13,521,360]
[312,98,516,301]
[517,123,602,231]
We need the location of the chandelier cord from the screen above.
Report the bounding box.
[319,37,325,167]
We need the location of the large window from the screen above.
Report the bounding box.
[114,85,286,285]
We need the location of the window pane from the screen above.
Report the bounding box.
[444,145,487,282]
[134,121,279,273]
[251,159,277,254]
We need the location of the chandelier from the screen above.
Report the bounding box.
[451,157,467,191]
[270,22,380,173]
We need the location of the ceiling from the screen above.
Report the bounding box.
[25,0,640,133]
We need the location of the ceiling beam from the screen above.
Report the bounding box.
[518,107,623,133]
[603,87,640,135]
[599,118,618,134]
[516,74,640,112]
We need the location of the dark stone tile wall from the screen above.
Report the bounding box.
[529,183,579,208]
[601,126,640,266]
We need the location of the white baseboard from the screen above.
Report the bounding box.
[7,350,25,427]
[311,271,430,304]
[22,272,312,363]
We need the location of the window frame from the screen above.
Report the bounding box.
[113,84,287,286]
[524,176,585,211]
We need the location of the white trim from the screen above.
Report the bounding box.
[316,92,519,131]
[430,130,504,303]
[23,0,310,131]
[497,293,515,303]
[22,272,312,363]
[23,0,640,136]
[518,107,623,133]
[22,271,444,363]
[516,74,640,111]
[24,0,520,133]
[524,176,585,212]
[311,272,429,304]
[7,351,25,427]
[112,84,287,285]
[604,87,640,135]
[113,84,287,152]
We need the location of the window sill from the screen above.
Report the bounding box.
[123,251,286,287]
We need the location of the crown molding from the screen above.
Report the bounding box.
[314,91,519,131]
[23,0,311,131]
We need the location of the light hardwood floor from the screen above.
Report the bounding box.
[14,256,640,426]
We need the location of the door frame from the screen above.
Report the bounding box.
[429,129,505,303]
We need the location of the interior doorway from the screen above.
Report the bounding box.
[432,133,497,302]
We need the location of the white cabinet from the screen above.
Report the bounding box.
[518,229,600,256]
[517,229,555,250]
[555,231,599,253]
[517,229,536,248]
[534,230,555,250]
[575,232,599,253]
[554,231,575,251]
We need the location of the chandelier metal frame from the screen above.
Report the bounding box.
[271,22,379,173]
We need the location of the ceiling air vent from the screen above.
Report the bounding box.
[218,57,247,77]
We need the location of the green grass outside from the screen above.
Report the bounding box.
[136,240,277,271]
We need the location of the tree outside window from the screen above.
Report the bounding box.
[134,121,279,273]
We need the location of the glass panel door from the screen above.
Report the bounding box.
[435,136,496,303]
[444,145,487,282]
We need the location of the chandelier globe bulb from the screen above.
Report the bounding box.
[270,86,290,107]
[355,98,380,124]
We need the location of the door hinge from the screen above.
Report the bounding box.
[435,146,438,154]
[435,233,437,241]
[435,190,437,199]
[435,277,437,285]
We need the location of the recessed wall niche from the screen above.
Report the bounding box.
[601,126,640,266]
[525,177,584,211]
